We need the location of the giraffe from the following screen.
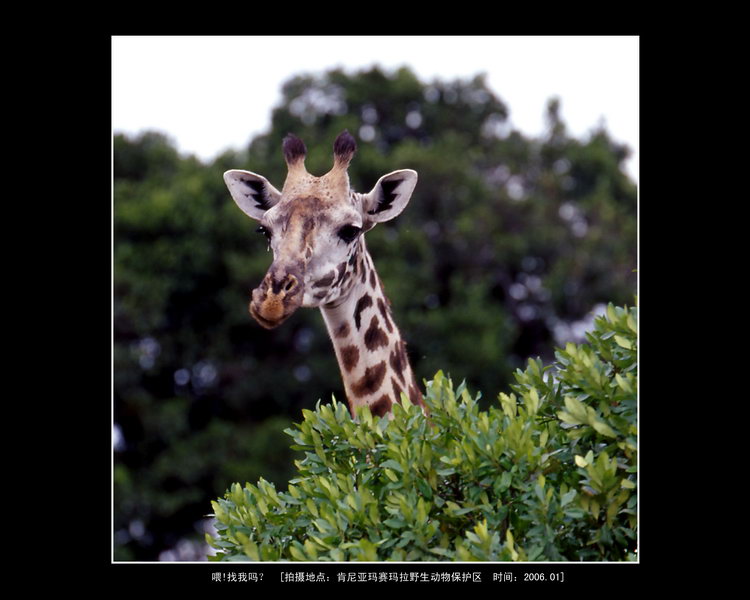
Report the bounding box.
[223,130,425,418]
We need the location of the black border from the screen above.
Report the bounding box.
[101,31,656,591]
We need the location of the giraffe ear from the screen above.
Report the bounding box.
[362,170,418,224]
[224,170,282,220]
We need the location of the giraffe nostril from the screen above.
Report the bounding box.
[284,275,298,293]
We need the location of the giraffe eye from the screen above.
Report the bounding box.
[256,225,272,240]
[338,225,361,244]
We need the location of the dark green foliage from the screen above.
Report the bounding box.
[207,303,637,561]
[114,65,636,560]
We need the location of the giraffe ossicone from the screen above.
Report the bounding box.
[224,130,424,417]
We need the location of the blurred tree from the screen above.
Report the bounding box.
[249,66,635,386]
[114,133,306,560]
[113,66,636,561]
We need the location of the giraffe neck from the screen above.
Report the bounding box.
[320,237,423,417]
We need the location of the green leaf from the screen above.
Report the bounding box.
[384,468,399,482]
[465,531,481,544]
[499,392,517,418]
[563,396,588,423]
[417,477,434,499]
[498,471,512,491]
[525,387,540,415]
[591,419,617,438]
[614,335,632,350]
[505,529,519,561]
[607,304,618,322]
[289,544,307,561]
[357,539,379,561]
[615,373,632,393]
[416,498,429,524]
[242,540,260,561]
[381,459,404,473]
[560,489,577,507]
[557,410,580,425]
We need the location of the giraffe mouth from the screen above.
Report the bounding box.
[249,296,302,329]
[249,272,304,329]
[249,303,288,329]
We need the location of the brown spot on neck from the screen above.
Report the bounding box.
[335,322,350,339]
[350,360,386,398]
[370,394,393,417]
[353,293,373,330]
[377,297,393,333]
[389,340,407,384]
[340,344,359,372]
[364,315,389,351]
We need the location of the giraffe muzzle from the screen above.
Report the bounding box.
[249,269,304,329]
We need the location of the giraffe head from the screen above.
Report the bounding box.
[224,131,418,329]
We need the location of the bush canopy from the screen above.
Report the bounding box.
[208,302,637,561]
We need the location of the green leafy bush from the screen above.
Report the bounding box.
[207,303,637,561]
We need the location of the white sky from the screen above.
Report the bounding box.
[112,36,638,183]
